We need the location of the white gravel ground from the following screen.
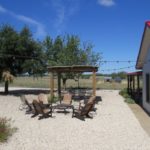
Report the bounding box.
[0,88,150,150]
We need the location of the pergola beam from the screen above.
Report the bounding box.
[57,73,61,103]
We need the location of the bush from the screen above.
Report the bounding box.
[0,117,17,143]
[124,98,135,104]
[48,96,59,103]
[119,88,135,104]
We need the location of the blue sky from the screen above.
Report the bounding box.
[0,0,149,73]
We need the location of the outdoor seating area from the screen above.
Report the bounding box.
[19,92,97,120]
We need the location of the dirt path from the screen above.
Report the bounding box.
[128,103,150,136]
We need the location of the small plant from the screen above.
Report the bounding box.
[119,88,135,104]
[48,95,59,103]
[0,117,17,143]
[124,98,135,104]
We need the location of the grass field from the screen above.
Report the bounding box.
[0,76,128,90]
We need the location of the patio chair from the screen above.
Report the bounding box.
[79,96,96,111]
[61,93,72,105]
[19,95,33,113]
[72,101,94,118]
[32,100,52,119]
[52,93,73,112]
[38,93,48,104]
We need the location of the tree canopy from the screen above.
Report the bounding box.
[0,24,102,82]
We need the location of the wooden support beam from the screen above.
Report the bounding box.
[57,73,61,103]
[129,76,132,94]
[127,75,129,93]
[137,75,140,90]
[133,76,135,92]
[50,73,54,99]
[92,70,96,96]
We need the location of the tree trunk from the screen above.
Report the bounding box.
[5,81,9,94]
[62,78,67,90]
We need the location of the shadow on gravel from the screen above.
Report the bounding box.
[0,89,51,96]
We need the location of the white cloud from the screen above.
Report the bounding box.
[17,15,39,25]
[0,5,6,13]
[51,0,79,34]
[0,4,46,38]
[98,0,115,7]
[16,15,46,37]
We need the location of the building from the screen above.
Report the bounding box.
[136,21,150,113]
[104,76,112,82]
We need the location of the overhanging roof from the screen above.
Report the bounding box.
[136,21,150,69]
[47,65,98,73]
[127,71,142,76]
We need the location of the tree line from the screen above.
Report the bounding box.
[0,24,101,93]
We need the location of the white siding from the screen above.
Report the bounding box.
[143,47,150,113]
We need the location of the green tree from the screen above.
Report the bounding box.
[0,24,46,92]
[52,35,64,65]
[47,34,101,88]
[82,42,102,66]
[18,26,46,76]
[42,36,53,65]
[0,24,19,76]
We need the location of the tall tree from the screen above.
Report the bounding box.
[0,24,46,92]
[0,24,19,76]
[52,36,64,65]
[42,36,53,65]
[18,26,46,76]
[47,34,102,88]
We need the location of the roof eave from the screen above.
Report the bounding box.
[136,24,147,69]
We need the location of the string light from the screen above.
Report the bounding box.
[0,52,148,72]
[100,65,135,72]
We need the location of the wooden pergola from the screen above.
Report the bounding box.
[48,65,98,102]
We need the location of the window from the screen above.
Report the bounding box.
[146,73,150,103]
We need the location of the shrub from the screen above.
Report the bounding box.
[119,88,135,104]
[0,117,17,143]
[124,98,135,104]
[48,95,59,103]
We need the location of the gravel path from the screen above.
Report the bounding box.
[0,88,150,150]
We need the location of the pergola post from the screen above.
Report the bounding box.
[92,70,96,96]
[137,75,140,90]
[57,73,61,103]
[127,75,129,93]
[50,72,54,99]
[133,75,135,93]
[137,74,140,99]
[129,76,132,94]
